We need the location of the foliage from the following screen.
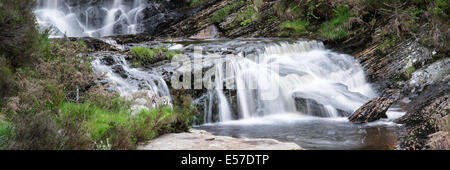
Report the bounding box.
[432,0,449,23]
[211,0,244,23]
[235,3,260,26]
[0,120,13,149]
[0,0,38,68]
[280,20,310,36]
[58,97,195,150]
[375,34,399,55]
[318,5,351,40]
[189,0,211,8]
[129,47,180,67]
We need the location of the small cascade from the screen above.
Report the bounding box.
[92,53,170,97]
[34,0,147,37]
[203,41,377,123]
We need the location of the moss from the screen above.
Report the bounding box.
[375,34,399,55]
[318,5,351,40]
[432,0,449,23]
[0,120,13,149]
[129,47,180,67]
[211,0,244,23]
[401,60,416,80]
[280,20,310,36]
[235,4,260,25]
[266,16,279,23]
[189,0,211,8]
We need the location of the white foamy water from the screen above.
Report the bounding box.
[206,41,379,123]
[91,52,170,97]
[35,0,147,37]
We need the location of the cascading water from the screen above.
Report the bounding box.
[204,41,377,122]
[34,0,147,37]
[91,52,170,97]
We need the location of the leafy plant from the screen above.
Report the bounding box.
[318,5,351,40]
[280,20,310,36]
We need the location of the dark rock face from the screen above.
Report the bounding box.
[396,78,450,150]
[294,97,348,117]
[112,65,128,79]
[101,55,116,66]
[348,97,394,123]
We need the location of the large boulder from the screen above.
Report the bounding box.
[189,25,221,40]
[348,97,394,123]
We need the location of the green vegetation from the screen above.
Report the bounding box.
[402,61,416,80]
[267,16,279,23]
[58,99,194,149]
[318,5,351,40]
[0,0,194,150]
[280,20,310,36]
[129,47,181,67]
[189,0,210,8]
[376,34,399,55]
[0,120,13,149]
[235,3,260,26]
[211,0,244,23]
[433,0,449,22]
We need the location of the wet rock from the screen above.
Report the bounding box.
[124,90,172,114]
[101,55,116,66]
[294,97,349,117]
[189,25,221,39]
[348,97,394,123]
[106,34,154,44]
[138,129,303,150]
[396,78,450,150]
[68,37,117,51]
[112,65,128,79]
[425,131,450,150]
[408,58,450,93]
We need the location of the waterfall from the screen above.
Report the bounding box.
[204,41,376,122]
[91,52,170,98]
[34,0,147,37]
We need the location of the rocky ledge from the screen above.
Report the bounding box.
[138,129,303,150]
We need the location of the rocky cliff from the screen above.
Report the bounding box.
[155,0,449,150]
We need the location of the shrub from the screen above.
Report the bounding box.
[0,64,17,107]
[280,20,310,36]
[432,0,449,23]
[10,110,63,150]
[0,0,38,68]
[129,47,180,67]
[211,0,244,23]
[235,4,260,26]
[0,120,14,149]
[211,6,233,23]
[190,0,211,8]
[318,5,351,40]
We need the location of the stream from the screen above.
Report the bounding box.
[89,38,406,150]
[35,0,406,150]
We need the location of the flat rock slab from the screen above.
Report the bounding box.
[138,129,303,150]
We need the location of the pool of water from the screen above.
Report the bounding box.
[196,109,405,150]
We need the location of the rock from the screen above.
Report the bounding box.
[408,58,450,93]
[101,55,116,66]
[348,97,394,123]
[112,65,128,79]
[425,131,450,150]
[189,25,220,39]
[124,90,172,114]
[396,79,450,150]
[295,97,349,117]
[138,129,303,150]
